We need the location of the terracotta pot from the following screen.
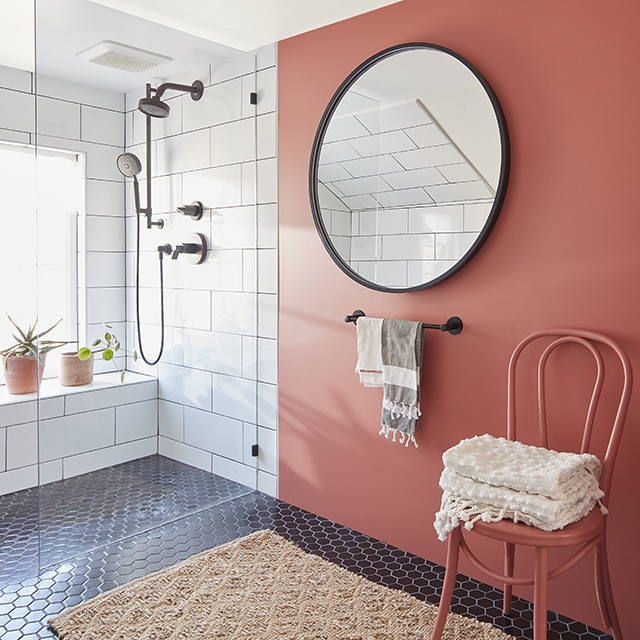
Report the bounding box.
[59,351,94,386]
[2,354,46,395]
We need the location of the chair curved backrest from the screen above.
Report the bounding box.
[506,329,632,503]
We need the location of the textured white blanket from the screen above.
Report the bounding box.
[442,434,602,499]
[434,434,605,541]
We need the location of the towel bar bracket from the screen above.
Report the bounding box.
[344,310,463,335]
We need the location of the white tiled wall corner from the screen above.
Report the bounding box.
[212,455,256,490]
[158,362,213,411]
[86,179,124,217]
[158,399,184,441]
[158,436,212,473]
[81,105,125,146]
[257,470,277,497]
[115,399,157,444]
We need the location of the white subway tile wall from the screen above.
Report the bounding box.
[0,44,278,497]
[0,376,157,495]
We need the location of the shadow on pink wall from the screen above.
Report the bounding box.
[277,0,640,634]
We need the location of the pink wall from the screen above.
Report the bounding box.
[278,0,640,633]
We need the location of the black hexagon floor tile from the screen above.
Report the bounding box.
[0,455,613,640]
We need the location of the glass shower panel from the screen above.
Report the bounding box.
[0,2,40,589]
[34,0,260,577]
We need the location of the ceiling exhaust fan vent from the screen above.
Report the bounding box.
[76,41,172,73]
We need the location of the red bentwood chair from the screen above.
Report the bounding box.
[430,329,632,640]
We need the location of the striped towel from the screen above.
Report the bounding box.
[356,318,424,447]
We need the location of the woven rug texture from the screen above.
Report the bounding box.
[49,529,515,640]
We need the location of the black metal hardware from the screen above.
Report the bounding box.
[250,92,258,105]
[171,232,208,264]
[344,309,463,335]
[251,444,259,457]
[177,201,204,220]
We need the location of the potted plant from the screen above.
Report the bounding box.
[1,316,68,394]
[60,323,138,385]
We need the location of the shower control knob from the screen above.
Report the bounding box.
[177,201,204,220]
[171,233,208,265]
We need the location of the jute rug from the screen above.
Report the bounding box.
[49,529,515,640]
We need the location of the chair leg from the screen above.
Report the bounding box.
[503,542,515,615]
[533,547,549,640]
[595,537,624,640]
[430,526,462,640]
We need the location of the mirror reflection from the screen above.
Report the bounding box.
[310,43,509,291]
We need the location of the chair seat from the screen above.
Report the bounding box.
[469,506,605,548]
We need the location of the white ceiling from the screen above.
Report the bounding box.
[6,0,403,93]
[90,0,404,52]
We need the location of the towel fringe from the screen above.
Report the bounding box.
[434,493,525,541]
[379,425,419,448]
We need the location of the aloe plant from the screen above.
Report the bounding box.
[1,315,68,362]
[78,323,138,383]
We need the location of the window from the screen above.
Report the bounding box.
[0,141,84,379]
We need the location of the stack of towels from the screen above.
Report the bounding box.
[355,317,423,448]
[433,434,606,541]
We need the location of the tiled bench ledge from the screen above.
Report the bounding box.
[0,372,158,496]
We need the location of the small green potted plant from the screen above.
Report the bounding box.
[1,315,68,394]
[68,323,138,384]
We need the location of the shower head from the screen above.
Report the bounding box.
[138,96,170,118]
[138,80,204,118]
[117,152,142,178]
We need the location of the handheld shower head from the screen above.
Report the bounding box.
[138,80,204,118]
[117,152,142,177]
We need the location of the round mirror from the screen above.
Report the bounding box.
[309,43,510,292]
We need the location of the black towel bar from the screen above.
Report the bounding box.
[344,310,463,335]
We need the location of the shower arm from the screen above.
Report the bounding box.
[154,81,201,100]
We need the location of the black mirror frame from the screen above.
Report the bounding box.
[309,42,510,293]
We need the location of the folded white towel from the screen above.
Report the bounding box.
[443,434,602,499]
[433,434,605,541]
[355,317,383,387]
[434,467,604,541]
